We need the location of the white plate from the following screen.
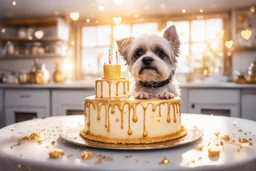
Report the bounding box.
[60,126,203,150]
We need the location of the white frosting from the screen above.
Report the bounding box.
[84,97,181,139]
[95,79,129,98]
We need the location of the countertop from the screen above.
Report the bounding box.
[0,114,255,171]
[0,81,256,89]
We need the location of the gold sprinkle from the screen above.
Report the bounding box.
[192,160,195,163]
[220,141,224,145]
[198,157,202,160]
[124,155,132,158]
[221,135,230,141]
[81,150,95,160]
[249,138,252,141]
[49,149,64,159]
[214,131,220,137]
[51,141,56,145]
[116,118,120,122]
[208,146,220,157]
[238,138,248,143]
[17,164,21,168]
[95,154,113,164]
[159,157,169,165]
[249,142,253,146]
[238,129,243,132]
[18,133,42,144]
[196,146,203,151]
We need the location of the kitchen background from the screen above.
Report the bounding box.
[0,0,256,128]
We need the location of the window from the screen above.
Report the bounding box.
[81,22,158,75]
[167,18,223,74]
[80,18,223,76]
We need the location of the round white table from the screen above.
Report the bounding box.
[0,114,255,171]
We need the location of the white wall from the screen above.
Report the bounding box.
[232,51,256,78]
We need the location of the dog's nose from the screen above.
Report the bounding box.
[142,57,154,65]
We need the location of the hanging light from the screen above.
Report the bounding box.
[70,12,80,21]
[225,40,233,49]
[112,16,122,25]
[241,29,252,40]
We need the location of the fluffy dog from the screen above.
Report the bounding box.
[116,25,180,99]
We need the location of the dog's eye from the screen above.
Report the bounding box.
[134,49,144,58]
[155,49,166,58]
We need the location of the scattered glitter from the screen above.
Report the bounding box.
[81,150,95,160]
[49,149,65,159]
[238,138,248,143]
[196,146,203,151]
[208,146,220,157]
[214,131,220,137]
[221,135,230,141]
[124,155,132,158]
[159,157,169,165]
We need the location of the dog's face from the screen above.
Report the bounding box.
[117,26,180,82]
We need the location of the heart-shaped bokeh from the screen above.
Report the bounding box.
[241,29,252,40]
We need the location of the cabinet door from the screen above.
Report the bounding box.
[180,88,189,113]
[0,89,3,128]
[241,89,256,121]
[52,89,94,116]
[5,107,49,125]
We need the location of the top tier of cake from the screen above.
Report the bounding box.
[95,64,130,98]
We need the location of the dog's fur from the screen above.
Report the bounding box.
[116,25,180,99]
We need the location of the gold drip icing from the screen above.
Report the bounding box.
[123,81,126,95]
[95,78,129,98]
[132,105,138,122]
[173,104,177,123]
[107,105,111,131]
[116,81,120,96]
[84,97,181,139]
[166,104,171,123]
[143,105,148,137]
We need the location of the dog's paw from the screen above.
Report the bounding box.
[135,92,150,99]
[156,92,175,99]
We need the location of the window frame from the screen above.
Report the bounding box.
[75,13,230,79]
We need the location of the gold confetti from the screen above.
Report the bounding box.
[81,150,95,160]
[48,149,64,159]
[221,135,230,141]
[208,146,220,157]
[196,146,203,151]
[214,131,220,137]
[159,157,169,165]
[238,138,248,143]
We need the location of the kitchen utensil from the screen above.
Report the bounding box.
[35,63,50,84]
[53,63,65,83]
[18,71,30,84]
[247,59,256,83]
[0,72,6,83]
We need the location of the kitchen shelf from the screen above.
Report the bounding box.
[0,54,67,60]
[233,46,256,52]
[0,37,67,42]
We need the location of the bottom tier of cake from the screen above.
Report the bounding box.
[82,96,187,144]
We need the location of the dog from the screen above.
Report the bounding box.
[116,25,180,99]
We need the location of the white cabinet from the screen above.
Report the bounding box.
[189,89,240,117]
[0,89,3,128]
[4,89,50,125]
[52,89,94,116]
[180,88,189,113]
[241,89,256,121]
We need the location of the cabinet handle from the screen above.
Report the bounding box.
[191,104,195,109]
[20,94,31,98]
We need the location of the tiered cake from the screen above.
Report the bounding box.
[80,64,186,144]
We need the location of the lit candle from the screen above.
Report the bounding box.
[116,50,118,64]
[108,47,112,64]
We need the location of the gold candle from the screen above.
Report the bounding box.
[103,64,121,80]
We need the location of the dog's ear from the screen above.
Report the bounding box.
[163,25,180,57]
[116,37,134,61]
